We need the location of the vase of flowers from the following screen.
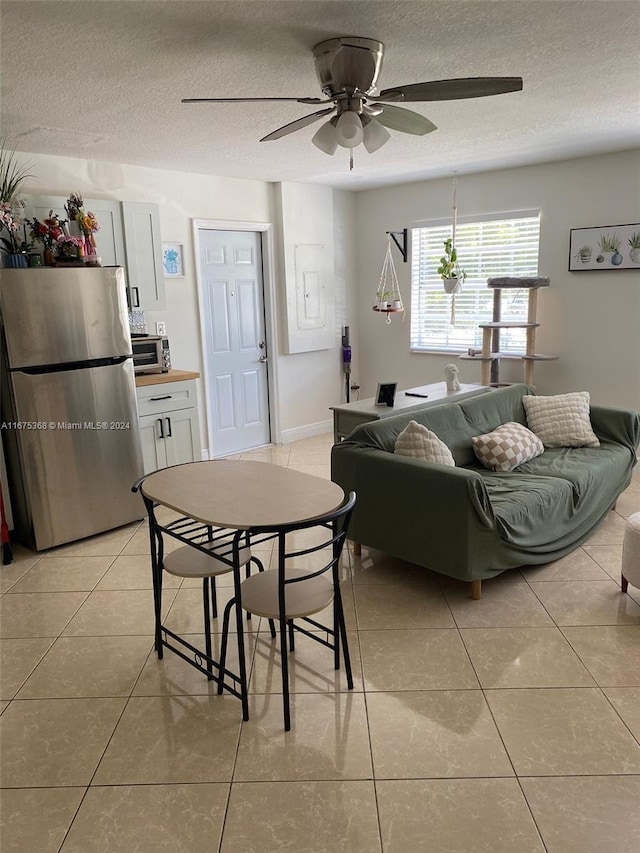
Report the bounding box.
[0,200,32,267]
[30,210,67,266]
[0,142,34,268]
[55,234,85,264]
[66,192,100,265]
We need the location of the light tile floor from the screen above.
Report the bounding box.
[1,434,639,852]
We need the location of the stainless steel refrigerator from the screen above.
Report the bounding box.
[0,267,144,550]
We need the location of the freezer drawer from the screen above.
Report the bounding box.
[9,360,144,549]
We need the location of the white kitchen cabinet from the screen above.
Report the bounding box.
[136,379,201,474]
[25,195,126,268]
[122,201,166,311]
[25,196,165,311]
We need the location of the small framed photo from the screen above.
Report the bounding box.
[375,382,397,407]
[162,242,184,277]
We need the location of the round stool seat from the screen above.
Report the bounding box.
[621,511,640,591]
[240,568,334,619]
[163,544,250,578]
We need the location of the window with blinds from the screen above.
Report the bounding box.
[410,212,541,353]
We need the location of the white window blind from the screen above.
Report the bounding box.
[410,212,541,353]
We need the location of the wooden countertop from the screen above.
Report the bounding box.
[135,369,200,387]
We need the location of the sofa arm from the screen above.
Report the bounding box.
[331,443,500,581]
[590,405,640,453]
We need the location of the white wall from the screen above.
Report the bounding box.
[16,152,357,450]
[355,150,640,410]
[275,187,357,437]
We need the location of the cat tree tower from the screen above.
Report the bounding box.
[460,277,557,387]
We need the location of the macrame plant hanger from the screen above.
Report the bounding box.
[373,235,405,325]
[449,175,461,326]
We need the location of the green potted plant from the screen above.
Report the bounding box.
[438,237,467,294]
[596,233,621,265]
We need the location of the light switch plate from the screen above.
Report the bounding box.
[156,321,167,336]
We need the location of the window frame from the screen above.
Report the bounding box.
[409,209,541,355]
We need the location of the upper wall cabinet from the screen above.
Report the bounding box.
[25,196,126,268]
[25,196,165,311]
[121,202,165,312]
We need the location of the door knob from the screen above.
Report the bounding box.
[258,355,269,363]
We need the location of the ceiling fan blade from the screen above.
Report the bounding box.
[375,77,523,102]
[373,104,437,136]
[182,97,325,105]
[260,107,336,142]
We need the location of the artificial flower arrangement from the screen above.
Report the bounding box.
[0,199,32,256]
[29,212,88,264]
[30,210,65,249]
[55,234,85,260]
[66,192,100,262]
[0,142,34,266]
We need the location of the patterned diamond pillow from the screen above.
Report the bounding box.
[394,420,455,466]
[472,421,544,472]
[522,392,600,448]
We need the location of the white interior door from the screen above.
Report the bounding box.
[198,229,271,456]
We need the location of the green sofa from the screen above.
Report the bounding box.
[331,384,640,597]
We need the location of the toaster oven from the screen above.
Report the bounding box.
[132,335,171,375]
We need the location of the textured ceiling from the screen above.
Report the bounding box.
[2,0,639,190]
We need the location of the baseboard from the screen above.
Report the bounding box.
[202,419,332,456]
[279,419,333,444]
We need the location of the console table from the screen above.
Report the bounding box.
[330,382,491,443]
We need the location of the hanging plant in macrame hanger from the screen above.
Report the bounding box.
[373,235,405,325]
[438,176,467,324]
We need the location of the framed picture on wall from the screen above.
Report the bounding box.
[375,382,398,407]
[162,242,184,277]
[569,223,640,271]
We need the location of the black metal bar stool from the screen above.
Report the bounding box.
[219,491,356,730]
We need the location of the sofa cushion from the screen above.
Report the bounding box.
[517,442,631,509]
[395,420,455,466]
[472,421,544,472]
[477,471,576,548]
[523,392,600,448]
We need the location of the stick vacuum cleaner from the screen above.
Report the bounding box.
[341,326,352,403]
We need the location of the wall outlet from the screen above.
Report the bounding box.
[155,321,167,336]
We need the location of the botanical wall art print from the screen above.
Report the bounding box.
[569,223,640,271]
[162,242,184,277]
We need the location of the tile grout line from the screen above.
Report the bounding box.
[456,622,551,851]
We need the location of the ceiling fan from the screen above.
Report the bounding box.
[182,36,523,158]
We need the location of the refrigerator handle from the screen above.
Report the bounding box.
[165,417,172,438]
[132,287,140,308]
[157,418,165,439]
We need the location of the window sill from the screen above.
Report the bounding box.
[410,348,464,356]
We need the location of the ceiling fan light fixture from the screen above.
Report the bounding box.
[335,110,364,148]
[362,117,391,153]
[311,119,338,155]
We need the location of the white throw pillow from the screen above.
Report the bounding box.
[522,392,600,448]
[472,421,544,472]
[394,420,455,466]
